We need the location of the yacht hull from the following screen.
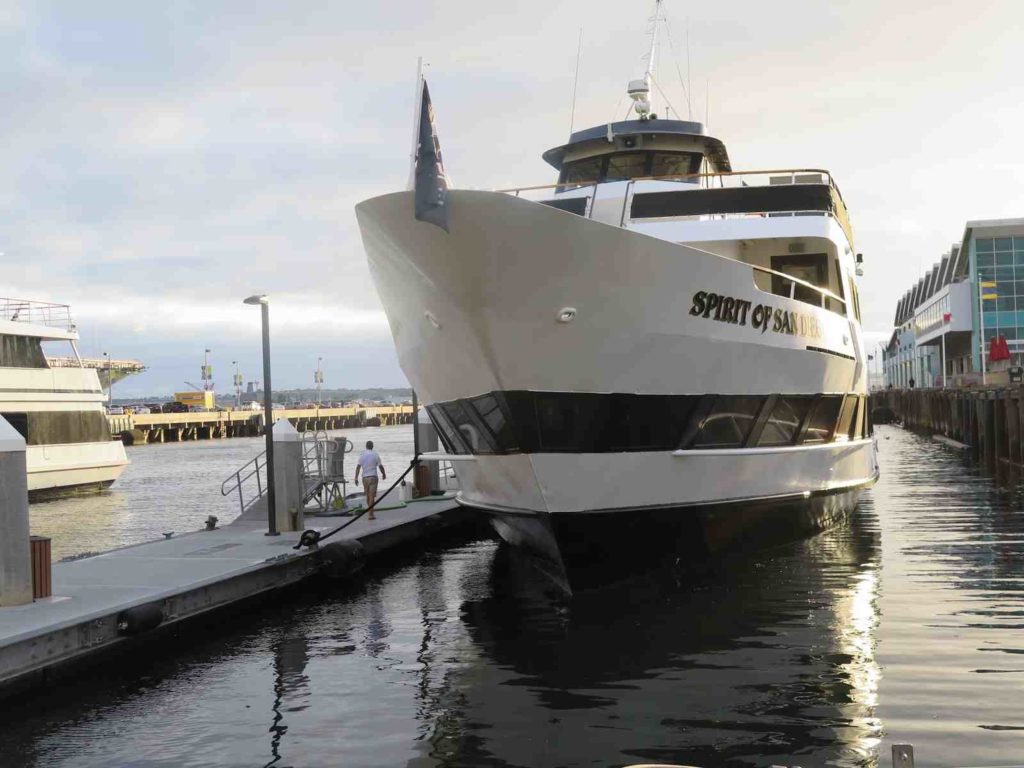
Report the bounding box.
[355,188,877,589]
[26,441,129,502]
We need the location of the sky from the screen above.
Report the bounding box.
[3,0,1023,396]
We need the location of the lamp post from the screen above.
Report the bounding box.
[233,360,242,407]
[243,294,278,536]
[102,351,111,406]
[315,356,324,409]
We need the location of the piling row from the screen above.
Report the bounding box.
[871,388,1024,474]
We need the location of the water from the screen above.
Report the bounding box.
[6,425,1024,766]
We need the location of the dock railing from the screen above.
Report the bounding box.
[221,450,268,515]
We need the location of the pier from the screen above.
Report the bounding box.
[0,495,469,699]
[871,387,1024,473]
[108,404,415,444]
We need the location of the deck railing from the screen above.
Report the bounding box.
[496,168,855,250]
[0,297,73,330]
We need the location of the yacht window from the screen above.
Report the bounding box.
[649,152,702,179]
[0,335,48,368]
[441,401,497,454]
[3,412,27,440]
[469,394,518,451]
[802,396,843,443]
[426,405,469,455]
[602,394,698,451]
[560,157,603,187]
[834,395,859,441]
[534,393,603,451]
[689,396,763,449]
[604,152,648,182]
[27,411,110,445]
[757,396,815,447]
[770,253,832,310]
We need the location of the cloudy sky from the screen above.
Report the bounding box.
[4,0,1022,396]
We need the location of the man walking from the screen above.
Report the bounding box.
[354,440,386,520]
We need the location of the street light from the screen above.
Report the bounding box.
[243,294,278,536]
[232,360,242,407]
[102,351,111,406]
[315,356,324,408]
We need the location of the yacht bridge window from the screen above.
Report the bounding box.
[559,151,703,186]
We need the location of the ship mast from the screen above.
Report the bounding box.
[627,0,663,121]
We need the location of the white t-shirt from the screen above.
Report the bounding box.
[357,449,382,478]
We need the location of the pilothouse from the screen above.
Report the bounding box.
[356,2,877,593]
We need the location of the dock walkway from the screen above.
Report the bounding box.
[0,494,466,698]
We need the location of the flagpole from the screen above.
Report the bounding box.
[407,56,424,191]
[980,279,988,386]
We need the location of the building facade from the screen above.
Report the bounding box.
[883,218,1024,388]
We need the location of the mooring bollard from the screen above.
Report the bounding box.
[0,416,32,607]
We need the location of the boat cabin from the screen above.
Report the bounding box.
[543,118,731,188]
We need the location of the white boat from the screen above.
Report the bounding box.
[0,297,129,501]
[356,11,877,590]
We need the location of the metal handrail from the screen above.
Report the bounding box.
[751,263,847,309]
[0,297,73,330]
[496,168,843,198]
[221,450,267,515]
[497,168,855,249]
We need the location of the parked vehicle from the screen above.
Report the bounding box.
[162,402,189,413]
[130,405,151,414]
[106,406,125,415]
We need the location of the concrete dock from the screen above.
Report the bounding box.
[0,493,469,699]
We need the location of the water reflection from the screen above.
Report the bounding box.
[266,633,311,767]
[424,504,882,767]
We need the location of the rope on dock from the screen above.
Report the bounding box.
[293,457,420,550]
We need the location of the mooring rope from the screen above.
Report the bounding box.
[294,457,419,550]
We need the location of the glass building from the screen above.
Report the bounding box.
[884,218,1024,388]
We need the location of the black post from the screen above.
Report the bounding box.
[411,390,420,457]
[261,301,278,536]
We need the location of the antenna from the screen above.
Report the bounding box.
[686,18,692,121]
[568,27,583,136]
[626,0,663,120]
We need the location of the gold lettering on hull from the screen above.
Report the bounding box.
[689,291,822,340]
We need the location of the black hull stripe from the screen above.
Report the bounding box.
[427,390,872,456]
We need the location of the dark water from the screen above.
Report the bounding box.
[5,426,1024,767]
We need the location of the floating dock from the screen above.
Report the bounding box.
[0,494,469,699]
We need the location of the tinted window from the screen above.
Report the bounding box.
[27,411,110,445]
[426,405,466,455]
[835,395,859,441]
[601,394,697,451]
[441,401,497,454]
[803,396,843,443]
[560,157,603,186]
[535,393,604,451]
[757,397,814,447]
[690,397,764,449]
[650,152,701,178]
[0,335,48,368]
[469,394,518,451]
[604,152,648,181]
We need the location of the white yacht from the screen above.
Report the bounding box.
[356,14,877,589]
[0,297,129,500]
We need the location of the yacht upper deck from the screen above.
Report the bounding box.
[0,298,78,340]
